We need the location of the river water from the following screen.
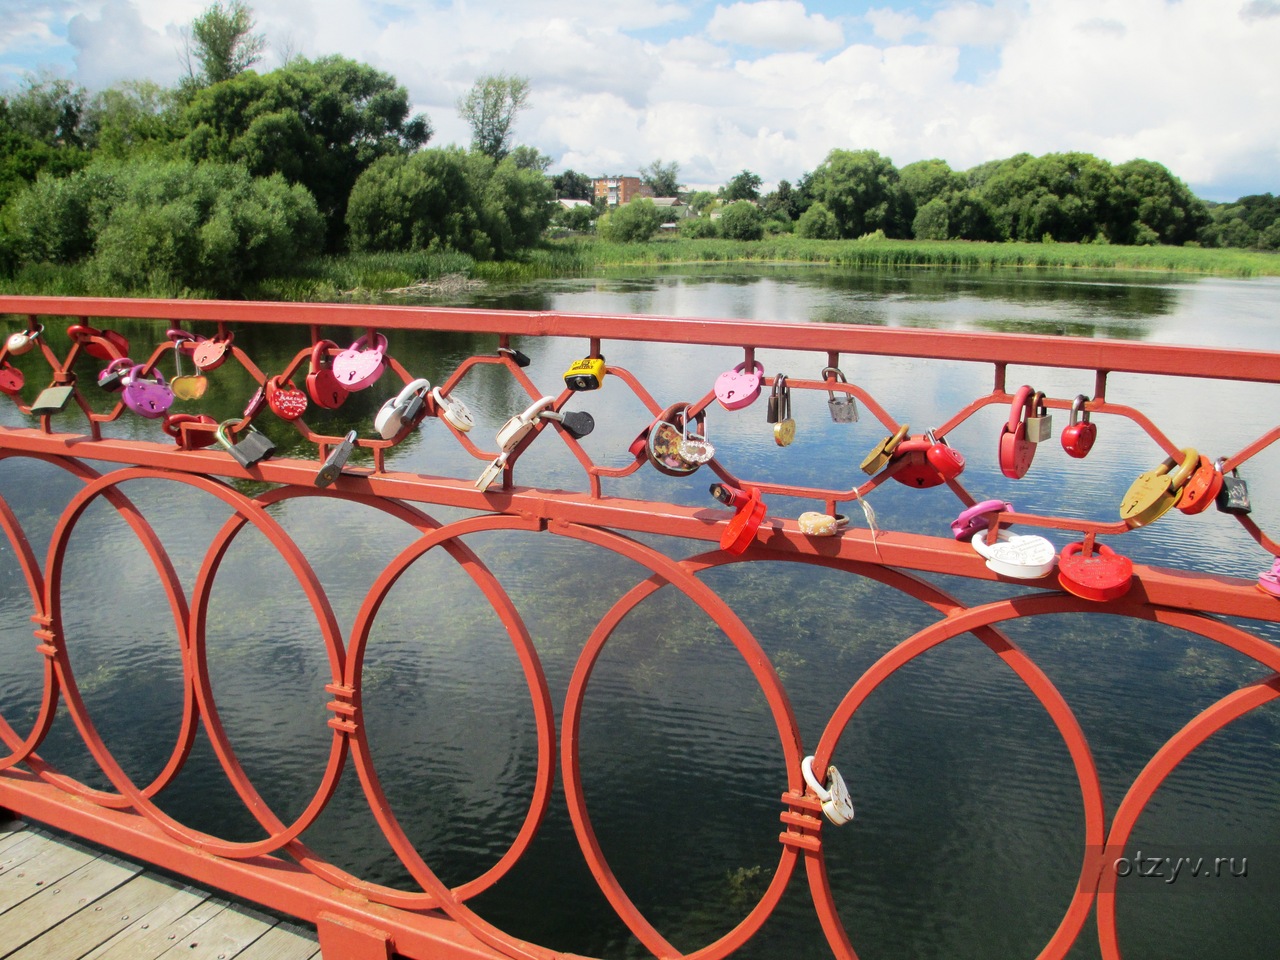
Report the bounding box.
[1,265,1278,960]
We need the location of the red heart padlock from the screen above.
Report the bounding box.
[0,360,23,396]
[332,333,388,391]
[305,340,349,409]
[162,413,219,449]
[1060,394,1097,458]
[1058,541,1133,602]
[192,334,232,371]
[265,375,308,421]
[68,323,130,362]
[999,385,1037,478]
[714,360,765,411]
[1176,454,1223,515]
[720,485,767,555]
[889,435,944,488]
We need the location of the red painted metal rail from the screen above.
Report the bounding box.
[0,295,1277,959]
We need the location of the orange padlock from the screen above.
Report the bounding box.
[1177,454,1223,515]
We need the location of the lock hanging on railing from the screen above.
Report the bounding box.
[1215,459,1251,515]
[432,386,474,432]
[498,345,531,367]
[5,323,43,356]
[1026,391,1052,443]
[768,374,795,446]
[801,755,854,826]
[539,407,595,439]
[563,355,606,391]
[30,380,76,416]
[216,418,275,469]
[1060,394,1096,458]
[822,367,859,423]
[374,378,431,439]
[477,397,558,491]
[315,430,359,488]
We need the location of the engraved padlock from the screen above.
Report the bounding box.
[822,366,859,423]
[1026,391,1052,444]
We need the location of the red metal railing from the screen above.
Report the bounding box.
[0,294,1277,960]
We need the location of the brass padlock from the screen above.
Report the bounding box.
[563,355,605,391]
[1026,391,1052,444]
[770,374,795,446]
[860,423,910,475]
[1120,448,1198,528]
[822,367,859,423]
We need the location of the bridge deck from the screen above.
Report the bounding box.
[0,817,319,960]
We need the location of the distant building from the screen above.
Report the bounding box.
[650,197,689,218]
[557,198,594,211]
[593,176,654,206]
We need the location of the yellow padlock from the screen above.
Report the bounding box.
[563,356,606,391]
[1120,448,1198,528]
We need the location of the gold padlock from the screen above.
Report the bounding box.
[563,356,606,391]
[1026,391,1053,443]
[771,374,795,447]
[1120,448,1198,528]
[860,423,910,475]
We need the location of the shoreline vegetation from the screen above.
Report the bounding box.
[1,236,1275,303]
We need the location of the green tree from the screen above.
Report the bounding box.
[457,73,530,160]
[911,197,949,240]
[472,151,556,258]
[718,200,764,240]
[552,169,594,200]
[184,0,265,88]
[687,190,718,215]
[639,159,681,197]
[795,201,838,239]
[976,152,1116,243]
[179,55,431,246]
[508,144,551,172]
[83,80,178,159]
[1109,159,1207,245]
[554,203,596,232]
[762,179,799,221]
[808,149,909,238]
[345,148,479,254]
[598,198,663,242]
[721,170,762,203]
[679,215,719,238]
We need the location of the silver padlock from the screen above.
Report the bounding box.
[678,411,714,464]
[822,367,859,423]
[802,755,854,826]
[6,324,43,356]
[495,396,557,452]
[315,430,358,488]
[1026,391,1052,444]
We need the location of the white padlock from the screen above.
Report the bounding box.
[433,385,474,432]
[802,755,855,826]
[6,324,42,356]
[374,378,431,439]
[495,396,556,452]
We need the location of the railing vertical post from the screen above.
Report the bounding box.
[317,913,393,960]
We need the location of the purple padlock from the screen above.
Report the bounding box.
[332,333,388,391]
[950,499,1013,541]
[714,360,764,411]
[122,364,174,419]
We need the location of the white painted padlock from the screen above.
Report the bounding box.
[432,385,474,432]
[495,396,557,452]
[6,324,43,356]
[970,528,1057,579]
[802,755,855,825]
[374,378,431,439]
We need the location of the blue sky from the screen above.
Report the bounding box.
[2,0,1278,201]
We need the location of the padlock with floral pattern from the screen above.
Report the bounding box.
[333,333,388,390]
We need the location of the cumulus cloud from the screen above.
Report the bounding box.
[707,1,844,51]
[67,0,188,89]
[1240,0,1280,20]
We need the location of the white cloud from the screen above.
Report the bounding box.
[707,1,844,51]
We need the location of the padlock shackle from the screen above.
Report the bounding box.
[1006,384,1034,431]
[1167,447,1199,489]
[349,332,387,353]
[519,396,558,422]
[1069,393,1090,424]
[309,339,337,370]
[127,363,166,385]
[393,377,432,409]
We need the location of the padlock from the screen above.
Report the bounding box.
[646,405,700,476]
[121,365,174,419]
[563,355,606,391]
[498,345,531,367]
[999,385,1037,479]
[169,341,207,401]
[332,333,388,390]
[1258,557,1280,598]
[720,484,767,555]
[770,375,795,446]
[495,396,557,452]
[243,383,267,419]
[0,361,24,396]
[315,430,359,488]
[374,378,431,439]
[709,482,753,509]
[951,499,1013,541]
[1058,541,1133,601]
[798,511,848,537]
[162,413,219,449]
[889,435,944,488]
[678,412,714,463]
[432,386,474,432]
[216,418,275,468]
[475,453,509,492]
[306,340,349,409]
[68,323,129,362]
[97,357,134,393]
[801,755,854,826]
[860,423,910,475]
[266,375,309,421]
[1119,448,1198,528]
[926,431,965,480]
[5,324,43,356]
[822,367,859,423]
[192,333,233,371]
[1215,461,1251,515]
[1026,391,1052,443]
[539,407,595,439]
[714,360,764,411]
[30,382,76,415]
[970,527,1057,579]
[1176,454,1223,515]
[1060,394,1097,459]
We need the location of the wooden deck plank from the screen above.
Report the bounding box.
[0,830,97,915]
[0,850,140,955]
[234,922,321,960]
[84,893,236,960]
[5,873,205,960]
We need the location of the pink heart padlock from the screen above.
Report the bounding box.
[122,364,174,419]
[332,333,388,391]
[714,360,764,411]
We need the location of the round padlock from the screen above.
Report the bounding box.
[1119,448,1198,528]
[646,404,701,476]
[1060,394,1097,458]
[798,512,848,537]
[5,324,43,356]
[889,435,945,488]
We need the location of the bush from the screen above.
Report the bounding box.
[679,215,719,239]
[796,201,838,239]
[718,201,764,241]
[597,198,663,243]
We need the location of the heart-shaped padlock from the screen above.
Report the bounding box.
[714,360,764,411]
[646,405,701,476]
[971,528,1057,579]
[1058,541,1133,601]
[1060,394,1097,459]
[432,386,474,432]
[169,341,207,400]
[192,334,233,371]
[802,755,854,826]
[68,323,130,362]
[1176,454,1223,515]
[999,385,1037,479]
[121,364,175,419]
[162,413,220,449]
[333,333,388,391]
[266,375,308,421]
[720,484,767,554]
[5,324,43,356]
[306,340,348,409]
[889,435,944,488]
[0,360,23,396]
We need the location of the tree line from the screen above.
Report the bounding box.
[0,1,1275,296]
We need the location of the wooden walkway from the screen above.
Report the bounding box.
[0,816,320,960]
